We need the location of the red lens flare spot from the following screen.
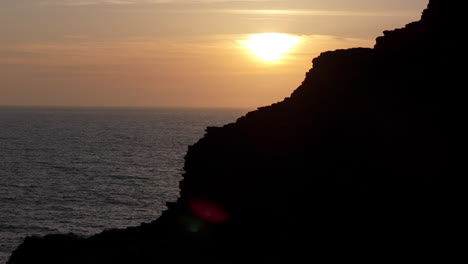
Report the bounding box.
[189,199,229,223]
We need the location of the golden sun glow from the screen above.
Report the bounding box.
[242,33,300,62]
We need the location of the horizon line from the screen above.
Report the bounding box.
[0,104,255,110]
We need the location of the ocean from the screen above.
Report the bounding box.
[0,106,248,263]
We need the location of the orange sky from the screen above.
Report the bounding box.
[0,0,428,108]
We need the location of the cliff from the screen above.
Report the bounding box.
[8,1,457,263]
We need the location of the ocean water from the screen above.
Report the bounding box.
[0,107,248,263]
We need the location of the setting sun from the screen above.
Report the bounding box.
[242,33,300,62]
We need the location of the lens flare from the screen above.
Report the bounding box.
[189,199,229,223]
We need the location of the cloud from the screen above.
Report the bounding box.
[180,9,416,17]
[37,1,416,18]
[41,0,271,6]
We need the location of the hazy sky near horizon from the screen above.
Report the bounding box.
[1,0,428,108]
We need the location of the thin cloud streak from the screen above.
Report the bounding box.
[41,0,271,6]
[37,1,419,17]
[181,9,417,17]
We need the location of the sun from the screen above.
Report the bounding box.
[242,33,300,62]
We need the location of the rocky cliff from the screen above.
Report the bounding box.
[8,1,457,263]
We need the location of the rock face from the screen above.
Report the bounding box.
[8,1,457,263]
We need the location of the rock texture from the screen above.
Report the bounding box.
[8,1,458,263]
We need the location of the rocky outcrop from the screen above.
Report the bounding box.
[8,1,457,263]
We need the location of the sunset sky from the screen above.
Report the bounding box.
[1,0,428,108]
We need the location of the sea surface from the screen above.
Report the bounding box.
[0,106,248,263]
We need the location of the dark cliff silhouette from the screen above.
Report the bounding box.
[8,1,458,263]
